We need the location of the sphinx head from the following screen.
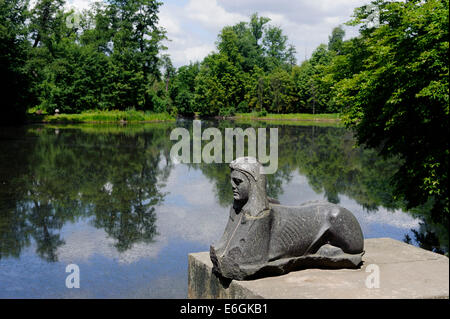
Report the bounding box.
[229,157,269,214]
[230,169,250,201]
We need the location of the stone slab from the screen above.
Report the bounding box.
[188,238,449,299]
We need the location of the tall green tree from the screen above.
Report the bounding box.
[106,0,167,110]
[29,0,65,50]
[263,25,288,70]
[108,0,166,78]
[169,62,200,116]
[0,0,32,124]
[328,25,345,54]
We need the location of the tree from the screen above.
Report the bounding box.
[108,0,166,78]
[194,52,244,116]
[292,44,335,114]
[106,0,167,110]
[161,54,175,92]
[266,67,296,113]
[249,13,270,48]
[0,0,32,124]
[170,62,200,116]
[286,44,297,67]
[186,13,301,116]
[230,22,261,72]
[29,0,65,50]
[336,0,449,222]
[328,26,345,54]
[263,25,288,70]
[292,63,313,112]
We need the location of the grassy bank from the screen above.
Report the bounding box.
[233,112,340,121]
[25,110,339,124]
[26,110,175,123]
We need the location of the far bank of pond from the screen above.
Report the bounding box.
[231,112,341,122]
[25,111,340,124]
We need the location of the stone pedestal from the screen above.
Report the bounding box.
[188,238,449,299]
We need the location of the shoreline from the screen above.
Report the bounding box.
[24,112,341,124]
[226,116,340,122]
[26,119,176,124]
[220,113,341,123]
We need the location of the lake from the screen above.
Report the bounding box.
[0,119,447,298]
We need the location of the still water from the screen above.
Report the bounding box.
[0,119,447,298]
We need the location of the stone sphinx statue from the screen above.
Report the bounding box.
[210,157,364,280]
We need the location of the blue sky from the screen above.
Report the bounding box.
[66,0,370,67]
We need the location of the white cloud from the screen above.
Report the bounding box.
[156,204,227,245]
[361,207,420,229]
[186,0,246,31]
[159,4,183,35]
[158,165,228,244]
[57,224,167,264]
[164,39,215,66]
[183,44,216,63]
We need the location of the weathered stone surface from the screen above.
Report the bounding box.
[210,157,365,280]
[189,238,449,299]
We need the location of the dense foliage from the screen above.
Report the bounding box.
[1,0,32,123]
[1,0,169,124]
[334,0,449,223]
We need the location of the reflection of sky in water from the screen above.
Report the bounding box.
[0,152,420,299]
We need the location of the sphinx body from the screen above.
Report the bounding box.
[210,157,364,280]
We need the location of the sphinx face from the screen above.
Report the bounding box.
[230,170,250,201]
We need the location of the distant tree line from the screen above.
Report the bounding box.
[169,13,348,117]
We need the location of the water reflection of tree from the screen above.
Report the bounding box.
[279,126,403,210]
[86,131,168,252]
[1,126,38,260]
[404,201,449,255]
[0,124,174,261]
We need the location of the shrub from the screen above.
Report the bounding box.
[257,108,268,117]
[219,106,236,117]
